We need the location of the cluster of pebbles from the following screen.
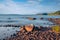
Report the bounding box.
[6,24,60,40]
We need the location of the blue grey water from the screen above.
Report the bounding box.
[0,15,60,39]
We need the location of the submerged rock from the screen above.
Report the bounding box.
[27,17,36,20]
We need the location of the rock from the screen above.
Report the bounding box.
[40,17,44,20]
[6,24,60,40]
[48,18,60,25]
[27,17,36,20]
[24,24,34,32]
[13,33,16,36]
[20,26,25,33]
[3,39,5,40]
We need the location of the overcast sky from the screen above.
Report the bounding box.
[0,0,60,14]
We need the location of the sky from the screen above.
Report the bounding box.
[0,0,60,14]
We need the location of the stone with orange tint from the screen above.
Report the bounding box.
[25,24,34,32]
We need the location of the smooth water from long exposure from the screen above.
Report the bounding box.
[0,15,60,39]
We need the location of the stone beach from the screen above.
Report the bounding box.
[0,17,60,40]
[6,24,60,40]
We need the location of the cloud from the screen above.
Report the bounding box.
[0,0,60,14]
[0,0,42,14]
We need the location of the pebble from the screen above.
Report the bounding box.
[6,25,60,40]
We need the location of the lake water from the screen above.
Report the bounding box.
[0,15,60,39]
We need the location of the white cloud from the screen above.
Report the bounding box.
[0,0,43,14]
[0,0,60,14]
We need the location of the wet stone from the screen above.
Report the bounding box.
[13,33,16,36]
[3,39,5,40]
[6,24,60,40]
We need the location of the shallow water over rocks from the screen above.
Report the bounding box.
[0,15,60,39]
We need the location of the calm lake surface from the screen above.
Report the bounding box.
[0,15,60,39]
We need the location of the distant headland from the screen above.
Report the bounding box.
[36,11,60,15]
